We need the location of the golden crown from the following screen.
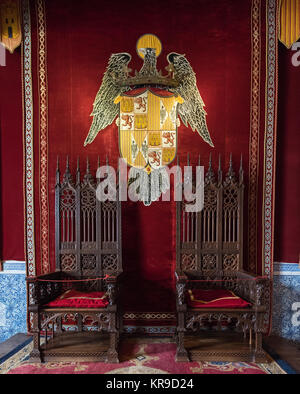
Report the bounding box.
[117,69,179,89]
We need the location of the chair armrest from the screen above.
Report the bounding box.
[26,272,64,309]
[175,271,188,306]
[227,271,269,307]
[252,276,269,307]
[104,271,123,305]
[105,270,123,283]
[26,271,63,283]
[175,270,188,283]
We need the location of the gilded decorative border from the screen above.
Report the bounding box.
[263,0,278,278]
[123,326,176,335]
[21,0,35,277]
[248,0,261,274]
[123,312,176,320]
[263,0,278,333]
[36,0,49,274]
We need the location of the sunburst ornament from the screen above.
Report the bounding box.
[136,33,162,59]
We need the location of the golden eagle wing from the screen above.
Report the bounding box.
[167,53,214,147]
[84,53,131,146]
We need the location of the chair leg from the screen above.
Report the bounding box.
[255,332,262,352]
[175,331,189,362]
[106,331,119,363]
[30,332,43,363]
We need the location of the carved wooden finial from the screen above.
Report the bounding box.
[62,156,73,185]
[209,152,212,169]
[224,153,236,186]
[229,153,233,171]
[76,157,80,186]
[56,156,60,185]
[218,154,222,184]
[239,153,244,185]
[86,156,90,173]
[205,153,216,184]
[83,156,94,184]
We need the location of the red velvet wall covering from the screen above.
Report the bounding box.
[41,0,254,314]
[3,1,298,330]
[0,46,24,261]
[274,42,300,264]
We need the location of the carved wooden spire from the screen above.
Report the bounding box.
[239,153,244,186]
[62,156,73,185]
[83,156,93,184]
[224,153,237,186]
[205,153,216,184]
[56,156,60,186]
[76,157,80,186]
[218,154,222,185]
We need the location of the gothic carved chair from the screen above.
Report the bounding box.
[27,158,122,363]
[175,155,269,363]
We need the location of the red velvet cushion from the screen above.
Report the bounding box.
[187,289,251,308]
[46,289,109,308]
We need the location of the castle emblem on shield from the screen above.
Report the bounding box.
[84,34,214,204]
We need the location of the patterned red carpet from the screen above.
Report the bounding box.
[6,338,285,374]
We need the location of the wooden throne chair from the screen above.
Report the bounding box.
[175,155,269,363]
[27,158,122,363]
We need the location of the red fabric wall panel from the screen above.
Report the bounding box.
[1,1,296,309]
[0,47,24,261]
[44,0,252,310]
[274,43,300,263]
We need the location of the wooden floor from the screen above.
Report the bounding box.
[263,335,300,373]
[1,332,299,372]
[183,331,270,363]
[41,332,109,352]
[38,332,110,362]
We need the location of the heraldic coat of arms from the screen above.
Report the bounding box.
[84,34,214,205]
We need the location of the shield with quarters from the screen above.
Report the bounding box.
[115,88,183,173]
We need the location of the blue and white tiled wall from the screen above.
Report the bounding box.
[272,262,300,342]
[0,262,27,343]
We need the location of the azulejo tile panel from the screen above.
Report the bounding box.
[0,262,27,343]
[0,261,299,343]
[272,262,300,342]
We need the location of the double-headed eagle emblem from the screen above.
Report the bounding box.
[84,34,214,204]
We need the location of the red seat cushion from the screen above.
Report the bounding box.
[187,288,251,308]
[46,289,109,308]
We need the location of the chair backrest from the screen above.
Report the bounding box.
[55,158,122,290]
[176,154,244,275]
